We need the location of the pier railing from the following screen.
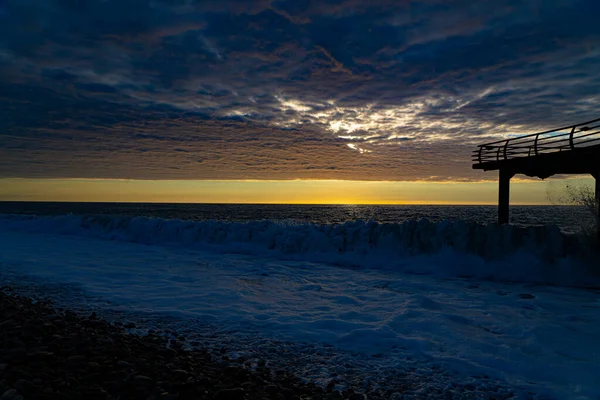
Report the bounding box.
[472,117,600,165]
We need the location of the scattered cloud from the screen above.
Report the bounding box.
[1,0,599,181]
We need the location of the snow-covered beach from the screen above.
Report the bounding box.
[1,214,599,399]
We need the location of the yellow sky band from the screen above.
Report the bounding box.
[0,177,594,205]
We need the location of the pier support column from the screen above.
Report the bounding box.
[498,169,514,225]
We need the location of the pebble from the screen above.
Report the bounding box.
[0,286,527,400]
[67,355,87,364]
[0,390,23,400]
[133,375,153,385]
[215,388,245,400]
[265,384,279,393]
[170,369,188,378]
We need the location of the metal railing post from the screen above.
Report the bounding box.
[503,140,509,160]
[478,147,483,164]
[534,134,539,156]
[496,147,501,161]
[569,126,576,150]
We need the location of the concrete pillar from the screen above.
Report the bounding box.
[498,169,514,225]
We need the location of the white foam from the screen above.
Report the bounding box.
[0,214,597,286]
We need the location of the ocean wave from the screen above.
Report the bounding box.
[0,214,598,286]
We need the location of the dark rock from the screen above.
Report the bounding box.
[82,372,102,383]
[133,375,153,385]
[170,369,188,379]
[196,377,212,386]
[53,320,67,329]
[27,351,54,359]
[0,290,344,400]
[159,349,177,359]
[224,365,244,377]
[3,349,26,360]
[215,388,245,400]
[0,389,23,400]
[103,381,119,391]
[349,394,365,400]
[12,381,30,395]
[326,379,338,391]
[265,384,279,394]
[519,293,535,299]
[9,369,31,380]
[87,362,100,369]
[281,388,297,398]
[66,355,87,367]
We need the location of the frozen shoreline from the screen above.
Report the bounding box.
[0,288,364,400]
[1,223,599,399]
[0,280,527,400]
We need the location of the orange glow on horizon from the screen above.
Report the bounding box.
[0,177,594,205]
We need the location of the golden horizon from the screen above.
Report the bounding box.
[0,177,593,205]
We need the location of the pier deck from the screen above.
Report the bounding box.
[472,118,600,228]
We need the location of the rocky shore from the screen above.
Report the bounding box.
[0,288,365,400]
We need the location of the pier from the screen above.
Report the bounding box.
[472,118,600,233]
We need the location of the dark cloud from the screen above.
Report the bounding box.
[1,0,599,181]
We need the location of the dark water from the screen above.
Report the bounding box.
[0,201,590,233]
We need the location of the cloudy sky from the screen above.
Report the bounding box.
[1,0,599,202]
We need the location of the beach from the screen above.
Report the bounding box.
[1,212,599,399]
[0,289,347,400]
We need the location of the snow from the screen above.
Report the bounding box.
[1,218,600,399]
[0,214,598,286]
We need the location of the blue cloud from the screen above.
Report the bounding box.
[1,0,599,181]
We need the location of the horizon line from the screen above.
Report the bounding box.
[0,199,575,206]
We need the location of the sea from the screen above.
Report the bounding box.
[0,201,591,233]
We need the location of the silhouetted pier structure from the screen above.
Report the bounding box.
[472,118,600,234]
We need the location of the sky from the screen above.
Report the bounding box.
[2,178,586,204]
[1,0,599,203]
